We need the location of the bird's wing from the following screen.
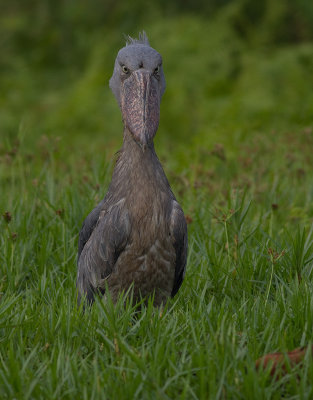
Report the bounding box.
[78,200,104,260]
[77,199,130,304]
[170,200,188,297]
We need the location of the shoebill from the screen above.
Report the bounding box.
[77,32,187,307]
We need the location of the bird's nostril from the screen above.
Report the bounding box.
[139,62,143,68]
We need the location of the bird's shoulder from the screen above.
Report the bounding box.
[77,197,131,305]
[78,195,128,259]
[170,199,186,227]
[78,199,105,259]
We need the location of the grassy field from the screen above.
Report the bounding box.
[1,3,313,399]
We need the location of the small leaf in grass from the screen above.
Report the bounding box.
[211,143,226,161]
[3,211,12,223]
[11,232,18,241]
[56,209,64,217]
[185,215,193,224]
[43,343,50,351]
[256,346,312,377]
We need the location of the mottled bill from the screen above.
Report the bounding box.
[121,70,160,145]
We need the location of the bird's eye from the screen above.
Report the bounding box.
[122,65,129,74]
[154,66,160,74]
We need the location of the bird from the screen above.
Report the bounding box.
[77,32,187,307]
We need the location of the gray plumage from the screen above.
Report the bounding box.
[77,33,187,306]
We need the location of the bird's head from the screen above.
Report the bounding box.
[109,32,166,146]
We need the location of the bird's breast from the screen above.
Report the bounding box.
[106,170,176,305]
[108,220,176,305]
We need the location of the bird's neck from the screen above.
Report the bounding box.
[118,127,157,169]
[122,128,155,154]
[109,127,170,199]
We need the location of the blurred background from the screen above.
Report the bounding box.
[1,0,313,169]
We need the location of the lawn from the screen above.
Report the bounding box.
[1,2,313,399]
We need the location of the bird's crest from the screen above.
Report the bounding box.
[125,31,150,46]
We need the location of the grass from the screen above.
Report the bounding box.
[1,122,313,399]
[1,6,313,399]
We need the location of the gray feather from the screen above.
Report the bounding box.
[77,199,130,305]
[78,200,104,260]
[170,201,188,297]
[125,31,150,46]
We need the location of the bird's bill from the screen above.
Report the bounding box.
[121,70,160,145]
